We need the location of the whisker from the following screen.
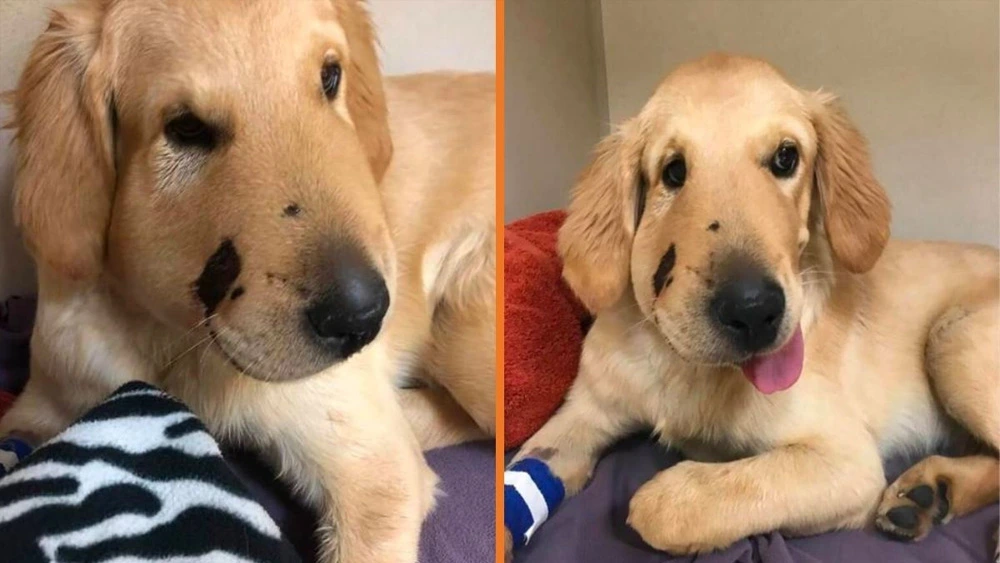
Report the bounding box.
[196,330,222,376]
[158,314,218,364]
[161,332,215,371]
[626,310,657,334]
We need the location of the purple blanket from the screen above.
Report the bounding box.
[0,297,494,563]
[513,436,998,563]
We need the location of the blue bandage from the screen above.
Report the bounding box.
[0,437,34,478]
[504,458,565,549]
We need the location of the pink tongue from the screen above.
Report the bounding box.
[740,327,804,394]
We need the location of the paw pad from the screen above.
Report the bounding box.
[886,506,918,530]
[875,479,951,542]
[904,484,933,508]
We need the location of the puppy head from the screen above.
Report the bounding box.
[11,0,396,380]
[559,53,890,392]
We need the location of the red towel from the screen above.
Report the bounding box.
[504,211,589,449]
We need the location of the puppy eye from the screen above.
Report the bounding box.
[321,61,342,99]
[164,112,216,150]
[662,157,686,189]
[770,143,799,178]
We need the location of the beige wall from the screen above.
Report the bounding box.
[599,0,999,245]
[0,0,494,298]
[372,0,495,75]
[504,0,606,221]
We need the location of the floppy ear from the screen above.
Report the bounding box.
[335,0,393,183]
[10,2,114,282]
[558,119,645,313]
[810,93,891,274]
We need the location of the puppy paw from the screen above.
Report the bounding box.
[875,473,951,542]
[504,527,514,563]
[627,463,740,554]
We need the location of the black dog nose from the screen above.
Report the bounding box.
[305,252,389,359]
[710,272,785,352]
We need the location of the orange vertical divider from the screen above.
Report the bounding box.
[494,0,505,561]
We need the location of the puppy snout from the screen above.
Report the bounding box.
[710,272,784,352]
[305,250,389,359]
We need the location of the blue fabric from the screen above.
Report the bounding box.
[505,483,533,549]
[0,437,32,459]
[0,437,34,477]
[511,458,565,513]
[505,458,566,550]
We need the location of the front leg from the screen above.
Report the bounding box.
[513,384,632,495]
[506,382,635,556]
[273,380,436,563]
[628,434,886,554]
[185,360,437,563]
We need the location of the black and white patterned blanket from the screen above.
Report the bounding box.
[0,381,301,563]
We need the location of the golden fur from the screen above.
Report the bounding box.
[1,1,495,561]
[512,53,998,556]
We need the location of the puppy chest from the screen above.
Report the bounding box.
[876,394,955,459]
[650,387,780,457]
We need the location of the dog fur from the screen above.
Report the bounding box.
[511,53,998,556]
[1,1,495,562]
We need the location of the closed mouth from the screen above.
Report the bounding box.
[208,329,251,374]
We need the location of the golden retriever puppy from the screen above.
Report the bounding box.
[511,53,997,555]
[1,1,494,561]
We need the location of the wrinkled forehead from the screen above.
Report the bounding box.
[639,61,816,164]
[109,0,347,112]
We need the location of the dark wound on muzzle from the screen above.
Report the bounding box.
[653,244,676,296]
[193,239,242,316]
